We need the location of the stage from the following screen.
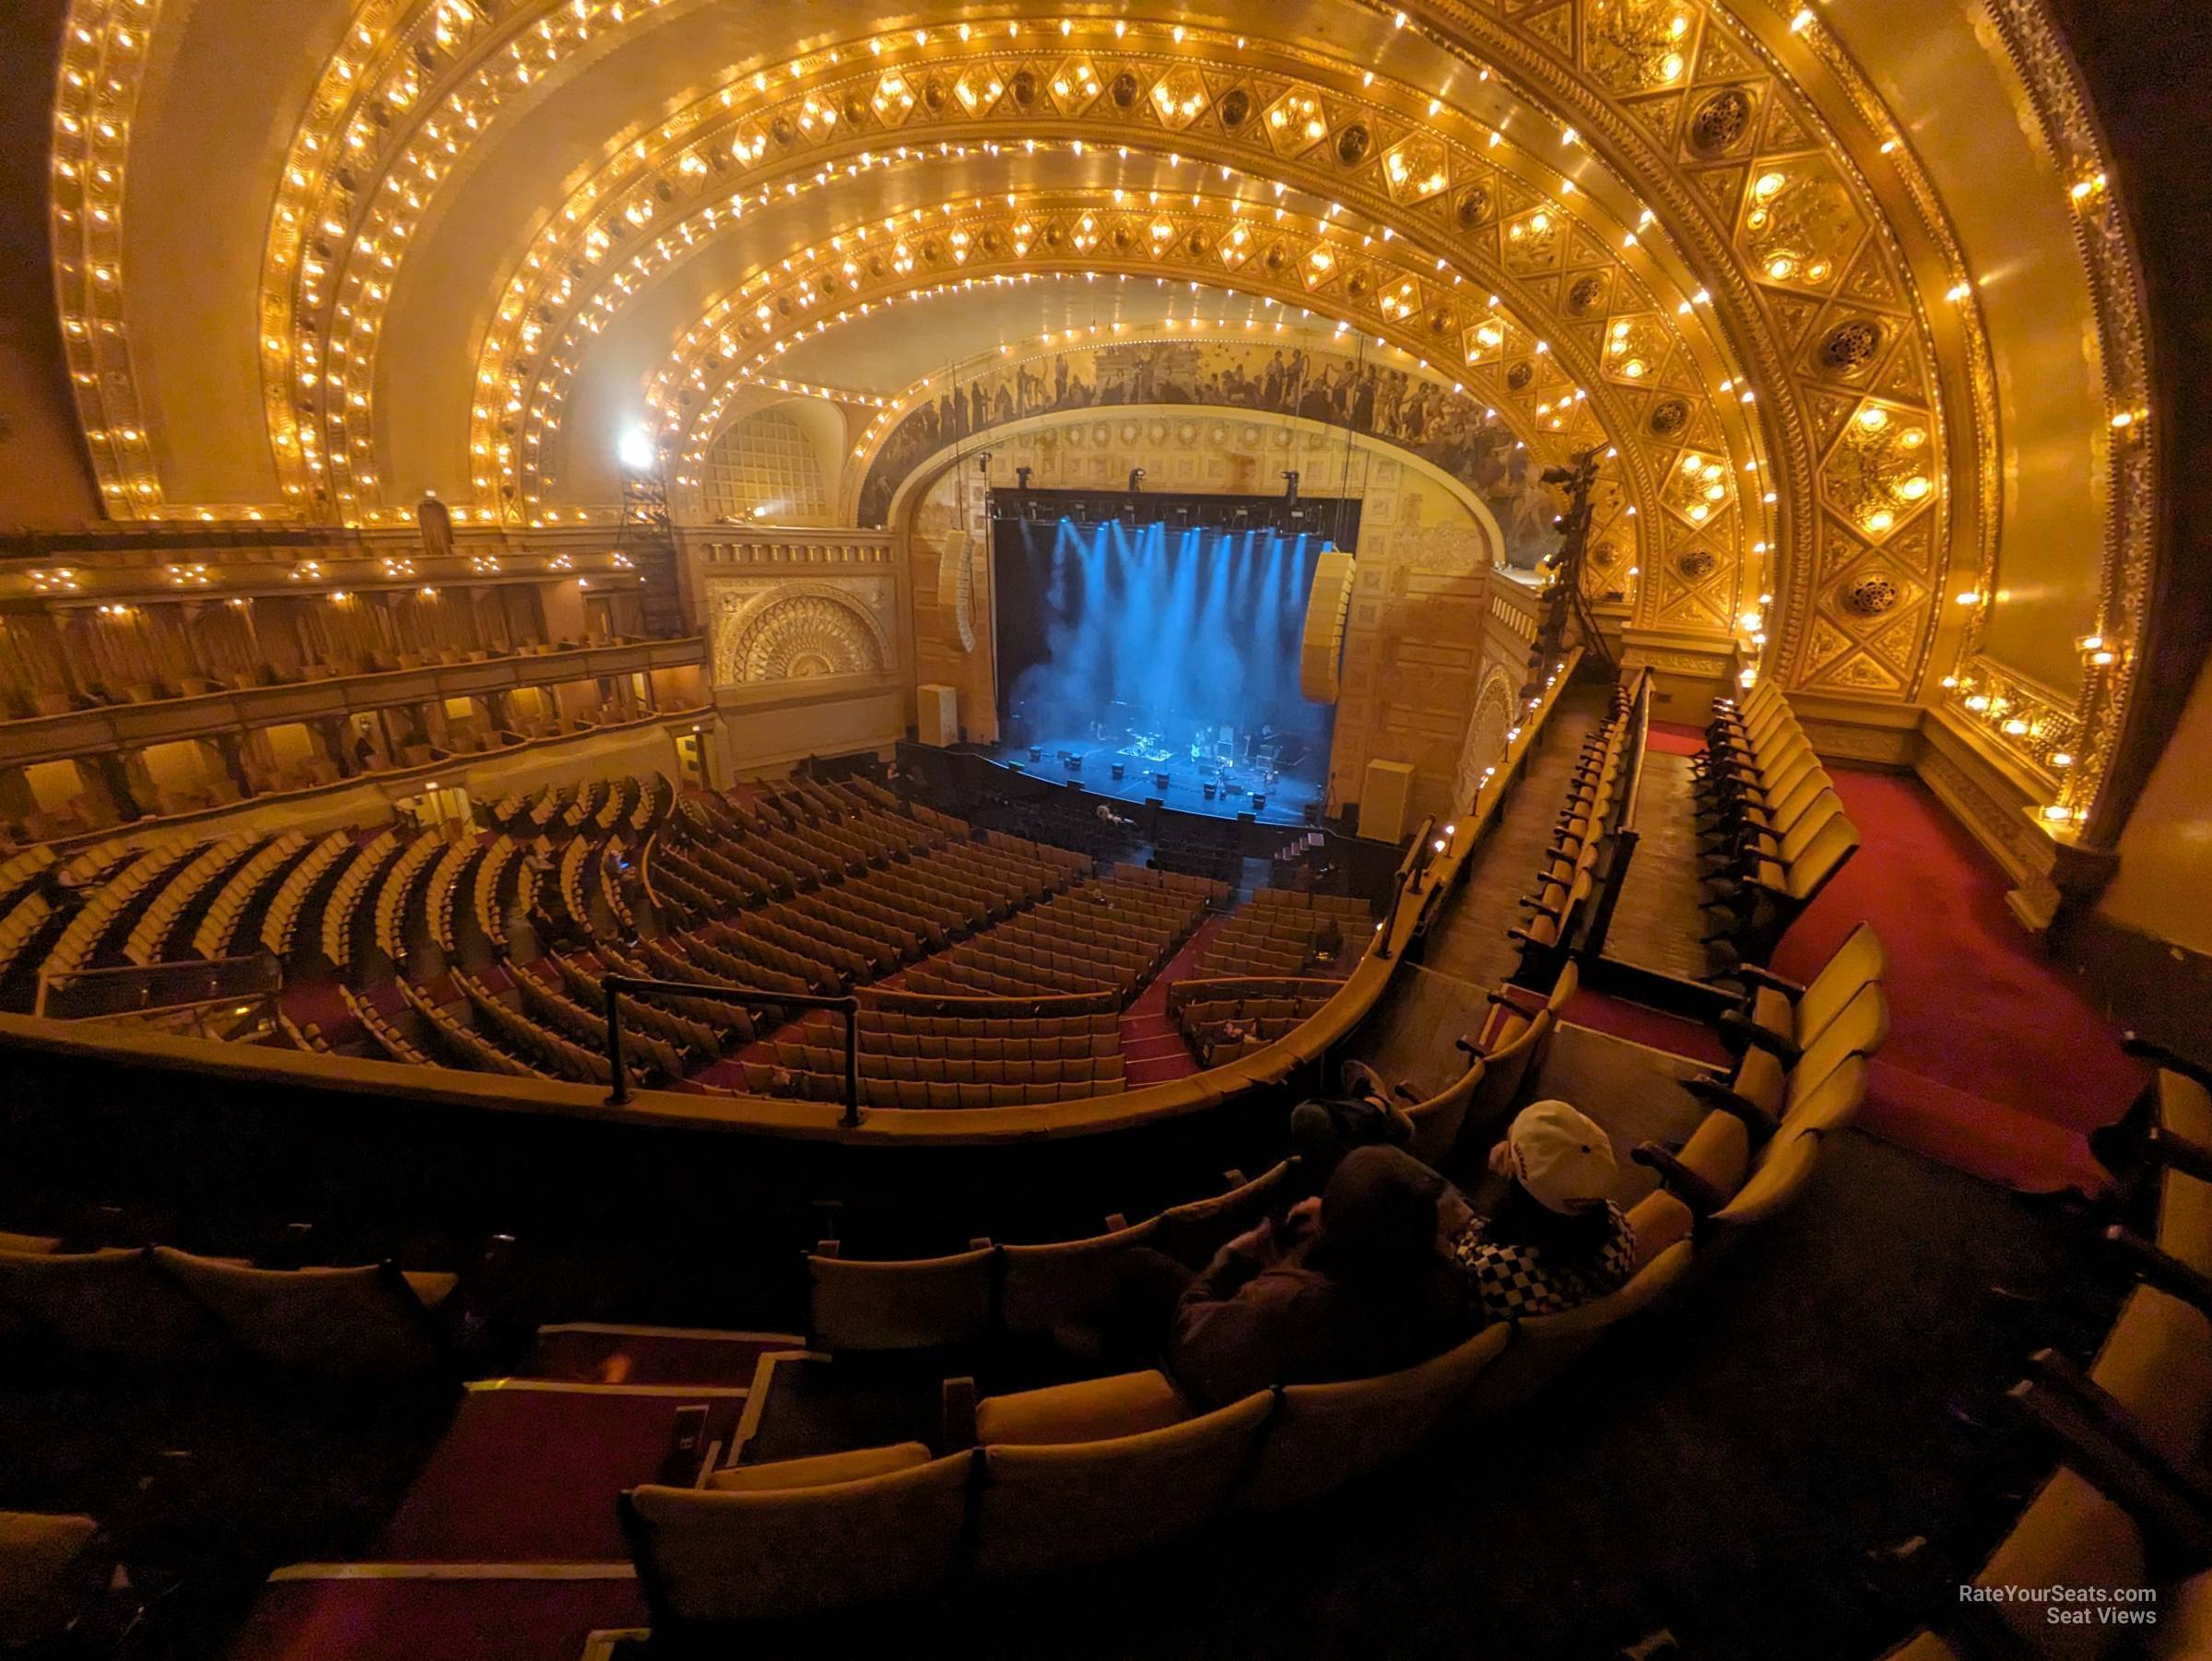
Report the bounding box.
[982,500,1344,832]
[975,727,1325,826]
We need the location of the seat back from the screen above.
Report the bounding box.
[1788,986,1888,1102]
[2089,1284,2212,1467]
[0,1247,218,1365]
[1971,1468,2145,1661]
[1677,1112,1753,1202]
[2161,1163,2212,1279]
[1233,1323,1512,1514]
[1785,815,1860,902]
[971,1391,1275,1578]
[1405,1059,1485,1167]
[1465,1010,1553,1134]
[1752,760,1829,835]
[1152,1164,1293,1268]
[1451,1230,1696,1423]
[1711,1129,1824,1229]
[0,1511,103,1645]
[806,1245,995,1351]
[999,1219,1162,1339]
[149,1250,443,1380]
[1782,1054,1870,1139]
[1797,922,1888,1044]
[621,1451,972,1624]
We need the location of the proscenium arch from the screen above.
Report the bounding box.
[677,309,1610,544]
[879,402,1513,559]
[614,206,1700,591]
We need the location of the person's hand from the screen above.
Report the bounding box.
[1280,1196,1323,1244]
[1223,1217,1276,1261]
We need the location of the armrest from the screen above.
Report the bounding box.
[2124,1033,2212,1090]
[1632,1143,1726,1218]
[2147,1126,2212,1185]
[1715,1009,1801,1066]
[1504,925,1545,949]
[2006,1378,2212,1561]
[1681,1077,1779,1139]
[2105,1224,2212,1316]
[1393,1082,1422,1104]
[1517,896,1563,920]
[940,1375,978,1451]
[1487,986,1546,1015]
[2030,1346,2212,1497]
[1724,963,1807,1001]
[1453,1035,1482,1058]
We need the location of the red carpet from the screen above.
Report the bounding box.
[227,1575,642,1661]
[1119,914,1234,1084]
[1564,990,1733,1068]
[1766,770,2140,1195]
[1647,720,1710,758]
[376,1387,747,1561]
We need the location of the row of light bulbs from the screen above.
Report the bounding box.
[316,14,1743,512]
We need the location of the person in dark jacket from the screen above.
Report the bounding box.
[1166,1145,1465,1408]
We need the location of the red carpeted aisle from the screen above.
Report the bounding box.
[1769,770,2139,1194]
[1119,913,1235,1084]
[226,1573,643,1661]
[1563,766,2141,1194]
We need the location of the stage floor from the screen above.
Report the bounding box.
[977,732,1324,825]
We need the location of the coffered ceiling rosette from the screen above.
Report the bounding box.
[47,0,2152,825]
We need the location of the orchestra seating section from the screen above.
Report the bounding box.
[0,760,1384,1101]
[1192,887,1370,979]
[1167,978,1341,1069]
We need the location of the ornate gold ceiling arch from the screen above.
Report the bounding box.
[616,203,1688,584]
[44,0,2153,825]
[432,29,1769,525]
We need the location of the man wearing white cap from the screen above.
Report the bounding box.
[1447,1100,1638,1325]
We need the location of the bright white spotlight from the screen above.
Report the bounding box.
[617,426,655,472]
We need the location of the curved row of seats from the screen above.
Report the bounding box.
[42,841,196,978]
[1168,977,1341,1068]
[1694,683,1862,967]
[901,869,1218,1002]
[314,831,399,969]
[192,831,308,960]
[258,830,351,960]
[120,832,258,967]
[0,1231,460,1382]
[620,1183,1711,1625]
[1195,888,1369,979]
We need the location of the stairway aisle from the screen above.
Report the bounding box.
[1418,682,1610,995]
[225,1323,804,1661]
[1119,912,1235,1084]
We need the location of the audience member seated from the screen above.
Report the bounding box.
[1168,1145,1464,1408]
[1447,1101,1638,1325]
